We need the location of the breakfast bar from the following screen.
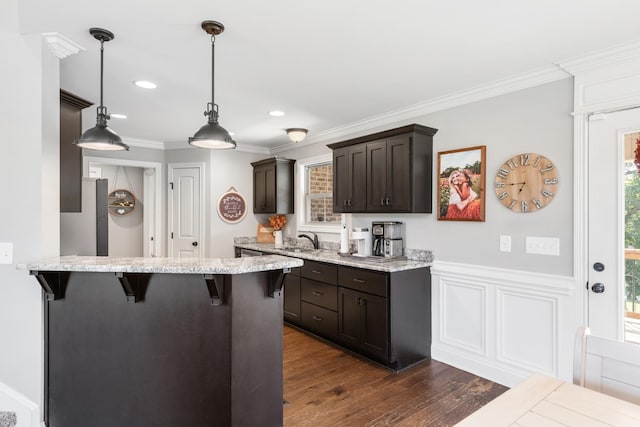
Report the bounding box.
[19,255,303,427]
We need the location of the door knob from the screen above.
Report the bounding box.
[591,282,605,293]
[192,241,198,247]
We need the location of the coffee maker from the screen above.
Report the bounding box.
[372,221,404,258]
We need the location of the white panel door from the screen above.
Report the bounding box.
[169,165,203,258]
[588,108,640,340]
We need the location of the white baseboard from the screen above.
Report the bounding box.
[0,382,40,427]
[430,260,578,387]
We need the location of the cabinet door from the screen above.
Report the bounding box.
[366,140,388,211]
[253,163,276,213]
[360,293,388,361]
[349,144,367,211]
[386,136,412,211]
[333,145,367,212]
[283,273,301,324]
[337,287,361,348]
[333,147,350,213]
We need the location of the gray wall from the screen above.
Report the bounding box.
[165,148,265,258]
[278,78,574,276]
[101,165,144,257]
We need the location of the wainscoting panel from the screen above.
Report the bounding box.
[497,290,557,374]
[0,381,40,427]
[440,281,486,356]
[431,261,577,387]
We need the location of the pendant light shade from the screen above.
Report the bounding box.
[189,21,236,150]
[74,28,129,151]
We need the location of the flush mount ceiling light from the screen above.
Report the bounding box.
[188,20,236,150]
[269,110,285,117]
[73,28,129,151]
[286,128,308,143]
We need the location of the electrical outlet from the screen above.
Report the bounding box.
[0,242,13,264]
[525,236,560,256]
[499,235,511,252]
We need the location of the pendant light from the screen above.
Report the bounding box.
[188,20,236,149]
[73,28,129,151]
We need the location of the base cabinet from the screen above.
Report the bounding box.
[294,259,431,371]
[283,267,301,324]
[338,286,388,362]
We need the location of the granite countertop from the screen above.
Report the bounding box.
[17,255,303,275]
[235,242,432,273]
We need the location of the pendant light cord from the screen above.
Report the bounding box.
[99,39,104,110]
[211,34,215,110]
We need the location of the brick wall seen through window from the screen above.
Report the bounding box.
[307,163,339,223]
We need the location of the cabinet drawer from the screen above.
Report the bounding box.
[301,278,337,311]
[338,266,388,297]
[301,260,337,284]
[301,302,337,340]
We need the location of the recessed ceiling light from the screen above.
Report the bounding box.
[269,110,285,117]
[133,80,157,89]
[111,113,127,119]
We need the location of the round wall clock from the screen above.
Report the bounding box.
[494,153,559,213]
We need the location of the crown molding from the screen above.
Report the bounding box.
[122,137,165,150]
[557,39,640,75]
[41,32,84,59]
[272,65,570,153]
[163,140,270,154]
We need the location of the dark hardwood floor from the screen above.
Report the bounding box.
[283,325,508,426]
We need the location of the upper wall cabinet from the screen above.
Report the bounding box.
[60,90,92,213]
[251,157,295,214]
[328,124,438,213]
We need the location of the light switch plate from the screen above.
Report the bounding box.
[0,242,13,264]
[525,236,560,256]
[499,235,511,252]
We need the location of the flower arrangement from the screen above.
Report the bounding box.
[269,214,287,231]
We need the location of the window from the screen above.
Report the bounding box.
[297,155,340,233]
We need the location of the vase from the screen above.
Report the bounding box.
[274,230,283,247]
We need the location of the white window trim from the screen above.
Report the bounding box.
[296,154,341,234]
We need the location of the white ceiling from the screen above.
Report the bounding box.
[18,0,640,151]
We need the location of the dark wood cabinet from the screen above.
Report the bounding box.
[332,144,366,212]
[283,267,301,324]
[338,286,388,362]
[337,265,431,370]
[60,90,92,212]
[366,136,412,211]
[299,260,338,341]
[328,124,437,213]
[251,158,295,214]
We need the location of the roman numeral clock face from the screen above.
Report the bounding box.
[495,153,559,213]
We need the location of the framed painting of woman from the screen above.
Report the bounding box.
[437,146,486,222]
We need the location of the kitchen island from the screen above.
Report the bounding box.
[18,255,303,427]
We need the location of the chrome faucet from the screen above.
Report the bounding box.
[298,232,319,249]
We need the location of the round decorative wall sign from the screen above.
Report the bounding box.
[217,187,247,223]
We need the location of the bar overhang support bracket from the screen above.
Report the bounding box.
[115,272,147,303]
[30,270,68,301]
[268,267,291,298]
[204,274,225,306]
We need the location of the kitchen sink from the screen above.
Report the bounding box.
[279,246,318,253]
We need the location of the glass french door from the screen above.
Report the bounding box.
[588,107,640,343]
